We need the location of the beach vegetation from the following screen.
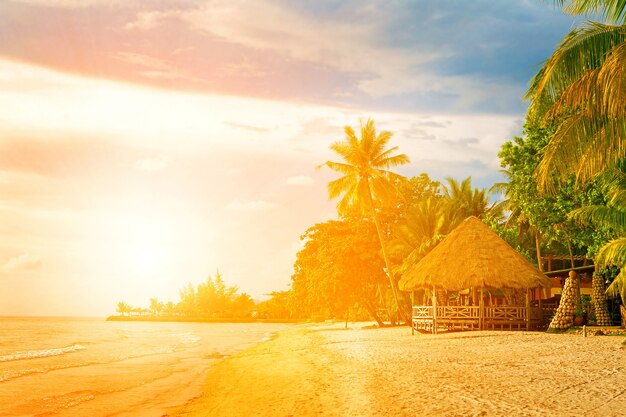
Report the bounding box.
[291,219,387,326]
[114,272,258,320]
[523,1,626,322]
[116,301,132,316]
[320,118,410,321]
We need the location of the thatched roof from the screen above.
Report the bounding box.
[398,216,551,291]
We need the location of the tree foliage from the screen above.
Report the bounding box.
[115,272,255,318]
[291,220,386,324]
[321,118,410,321]
[494,122,607,263]
[527,1,626,190]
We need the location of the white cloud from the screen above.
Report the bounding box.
[125,1,443,98]
[124,10,182,30]
[286,175,314,186]
[226,199,279,212]
[3,253,42,271]
[135,156,172,172]
[11,0,129,7]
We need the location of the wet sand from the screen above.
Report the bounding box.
[168,324,626,417]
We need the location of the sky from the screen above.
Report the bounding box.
[0,0,583,316]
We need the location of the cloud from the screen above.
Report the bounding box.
[129,1,442,98]
[3,253,42,271]
[226,199,279,212]
[224,122,269,133]
[286,175,314,186]
[10,0,126,7]
[135,156,172,172]
[124,10,182,31]
[113,52,207,84]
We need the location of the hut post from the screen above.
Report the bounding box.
[432,286,437,335]
[525,288,531,331]
[479,287,484,330]
[538,298,544,327]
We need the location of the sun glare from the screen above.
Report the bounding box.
[132,245,162,274]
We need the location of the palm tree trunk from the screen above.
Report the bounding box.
[363,301,385,327]
[371,209,408,323]
[535,231,543,272]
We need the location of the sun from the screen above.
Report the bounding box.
[123,217,168,275]
[133,246,161,274]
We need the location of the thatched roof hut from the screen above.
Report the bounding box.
[398,216,551,292]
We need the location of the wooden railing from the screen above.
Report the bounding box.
[411,304,557,333]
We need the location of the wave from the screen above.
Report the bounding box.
[0,344,86,363]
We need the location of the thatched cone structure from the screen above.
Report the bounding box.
[399,217,552,292]
[591,272,612,326]
[549,271,577,330]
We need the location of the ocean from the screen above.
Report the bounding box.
[0,317,293,417]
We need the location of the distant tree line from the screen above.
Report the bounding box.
[116,272,287,319]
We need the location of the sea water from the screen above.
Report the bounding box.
[0,317,293,416]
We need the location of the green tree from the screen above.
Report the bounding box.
[527,1,626,190]
[443,177,492,222]
[149,298,164,316]
[320,119,410,321]
[257,291,296,319]
[389,196,454,276]
[116,301,131,316]
[570,169,626,302]
[231,293,255,318]
[291,220,387,325]
[178,283,196,316]
[196,272,239,317]
[163,301,176,316]
[493,123,602,266]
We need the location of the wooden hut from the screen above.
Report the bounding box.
[398,216,553,333]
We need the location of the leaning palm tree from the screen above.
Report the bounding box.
[527,1,626,191]
[321,119,410,322]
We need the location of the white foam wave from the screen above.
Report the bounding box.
[175,332,201,345]
[0,344,86,362]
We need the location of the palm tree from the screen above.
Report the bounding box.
[149,298,164,316]
[490,171,545,270]
[570,175,626,304]
[443,177,494,222]
[389,196,455,277]
[321,119,410,322]
[527,1,626,190]
[116,301,131,316]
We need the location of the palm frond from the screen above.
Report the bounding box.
[606,269,626,302]
[595,237,626,267]
[527,22,626,114]
[323,160,356,175]
[569,205,626,233]
[554,0,626,23]
[327,174,357,200]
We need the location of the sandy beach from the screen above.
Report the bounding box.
[168,324,626,417]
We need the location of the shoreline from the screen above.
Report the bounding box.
[106,315,306,324]
[165,324,626,417]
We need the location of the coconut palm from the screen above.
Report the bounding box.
[389,196,456,277]
[490,173,545,270]
[443,177,494,222]
[116,301,131,316]
[321,119,410,321]
[570,172,626,303]
[527,1,626,191]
